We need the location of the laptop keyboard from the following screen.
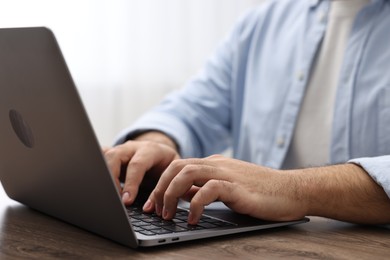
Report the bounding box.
[126,206,236,236]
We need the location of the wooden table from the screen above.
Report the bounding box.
[0,187,389,259]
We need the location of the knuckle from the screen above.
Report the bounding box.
[141,140,155,147]
[153,186,164,199]
[169,158,185,171]
[104,147,118,159]
[127,158,144,170]
[207,179,223,189]
[136,140,162,151]
[181,164,201,177]
[222,182,236,195]
[208,154,223,159]
[170,158,183,166]
[206,179,233,194]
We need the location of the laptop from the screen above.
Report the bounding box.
[0,27,309,248]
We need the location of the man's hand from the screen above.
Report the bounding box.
[143,155,390,225]
[104,131,180,205]
[142,155,308,225]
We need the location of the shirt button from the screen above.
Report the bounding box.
[318,11,326,23]
[297,71,305,82]
[276,137,285,148]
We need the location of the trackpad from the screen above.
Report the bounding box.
[178,200,273,226]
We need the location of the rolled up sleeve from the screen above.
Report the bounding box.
[349,155,390,199]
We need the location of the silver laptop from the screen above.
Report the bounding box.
[0,27,309,248]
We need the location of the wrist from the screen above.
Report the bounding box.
[287,167,329,218]
[132,131,179,152]
[280,170,312,218]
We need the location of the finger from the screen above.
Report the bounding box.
[123,141,179,208]
[142,198,155,213]
[162,164,214,219]
[156,186,198,218]
[188,180,236,225]
[148,158,197,216]
[104,144,136,190]
[181,186,200,202]
[162,163,233,220]
[122,149,160,205]
[149,158,227,217]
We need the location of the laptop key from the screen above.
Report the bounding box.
[143,225,162,231]
[153,228,173,235]
[138,230,156,236]
[133,226,144,232]
[197,222,218,229]
[163,225,189,233]
[151,220,176,227]
[177,223,204,230]
[128,205,235,235]
[133,221,151,227]
[171,218,185,223]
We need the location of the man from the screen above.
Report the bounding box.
[105,0,390,225]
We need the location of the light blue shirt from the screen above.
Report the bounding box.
[116,0,390,198]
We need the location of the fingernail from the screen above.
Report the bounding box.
[121,192,130,203]
[163,207,168,219]
[188,211,197,225]
[156,204,162,216]
[143,199,152,211]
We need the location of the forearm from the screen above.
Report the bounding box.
[292,163,390,224]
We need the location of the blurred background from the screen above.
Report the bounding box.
[0,0,265,146]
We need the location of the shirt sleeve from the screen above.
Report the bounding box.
[349,156,390,199]
[114,8,262,158]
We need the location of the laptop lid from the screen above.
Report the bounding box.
[0,27,138,248]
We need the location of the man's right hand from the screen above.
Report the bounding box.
[104,131,180,206]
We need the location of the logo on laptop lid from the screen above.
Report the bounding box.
[9,109,35,148]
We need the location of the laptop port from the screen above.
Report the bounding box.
[172,237,179,241]
[158,239,166,243]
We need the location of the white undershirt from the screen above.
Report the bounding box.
[282,0,369,169]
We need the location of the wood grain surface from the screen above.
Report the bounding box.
[0,188,389,259]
